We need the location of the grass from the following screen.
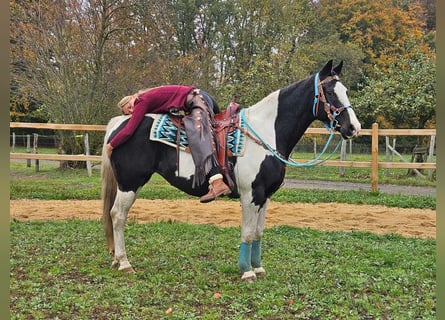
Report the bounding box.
[9,160,436,319]
[11,145,437,187]
[9,162,436,209]
[285,150,436,187]
[10,220,436,319]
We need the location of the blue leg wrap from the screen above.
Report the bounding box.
[251,240,261,268]
[238,242,252,272]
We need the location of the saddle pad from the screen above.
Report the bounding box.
[149,114,246,156]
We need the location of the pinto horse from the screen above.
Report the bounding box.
[101,60,361,282]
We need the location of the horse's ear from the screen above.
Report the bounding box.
[333,60,343,76]
[319,60,333,79]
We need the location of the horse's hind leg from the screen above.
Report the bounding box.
[110,189,137,272]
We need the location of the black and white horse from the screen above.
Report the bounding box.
[101,60,361,282]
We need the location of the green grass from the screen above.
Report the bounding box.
[9,155,436,319]
[286,151,436,187]
[10,220,436,319]
[11,146,436,187]
[11,147,58,154]
[10,162,435,209]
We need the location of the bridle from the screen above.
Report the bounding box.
[312,72,352,131]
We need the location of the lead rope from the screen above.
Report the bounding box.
[239,109,342,168]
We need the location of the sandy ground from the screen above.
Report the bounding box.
[10,199,436,239]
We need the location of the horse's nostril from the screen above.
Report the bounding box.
[350,124,358,134]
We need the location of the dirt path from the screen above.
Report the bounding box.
[283,179,436,196]
[10,199,436,239]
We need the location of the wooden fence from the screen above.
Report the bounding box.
[10,122,436,191]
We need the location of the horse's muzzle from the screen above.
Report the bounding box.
[339,123,361,140]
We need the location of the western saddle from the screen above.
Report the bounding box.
[170,97,241,189]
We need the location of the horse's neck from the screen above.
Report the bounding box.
[245,81,315,158]
[279,79,316,156]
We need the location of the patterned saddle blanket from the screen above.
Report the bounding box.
[149,114,247,156]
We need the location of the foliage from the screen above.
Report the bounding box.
[318,0,428,71]
[352,44,436,130]
[10,220,436,319]
[10,0,142,157]
[10,0,435,152]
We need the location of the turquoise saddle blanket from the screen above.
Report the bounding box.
[149,114,247,156]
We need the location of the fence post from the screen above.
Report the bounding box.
[12,132,16,152]
[33,133,39,172]
[26,134,31,167]
[339,140,346,177]
[427,135,435,180]
[313,138,317,157]
[84,133,92,177]
[385,136,389,177]
[349,140,352,157]
[371,123,379,192]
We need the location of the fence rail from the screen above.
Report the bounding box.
[9,122,107,131]
[10,122,436,191]
[10,153,103,162]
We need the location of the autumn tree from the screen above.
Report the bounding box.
[10,0,435,143]
[352,42,435,135]
[314,0,435,134]
[10,0,142,159]
[211,0,328,105]
[10,1,42,122]
[318,0,427,73]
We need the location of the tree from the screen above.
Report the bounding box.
[10,0,141,160]
[10,0,435,146]
[352,43,435,133]
[318,0,426,73]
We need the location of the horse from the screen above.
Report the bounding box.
[101,60,361,282]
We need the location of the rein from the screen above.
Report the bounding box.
[239,109,341,168]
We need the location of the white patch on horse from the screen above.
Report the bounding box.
[104,115,131,141]
[244,90,280,148]
[234,90,280,194]
[334,82,361,134]
[175,151,196,179]
[333,81,351,109]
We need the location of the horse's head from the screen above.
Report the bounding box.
[314,60,361,139]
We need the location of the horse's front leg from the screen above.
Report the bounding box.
[238,198,269,282]
[110,190,137,273]
[251,201,268,276]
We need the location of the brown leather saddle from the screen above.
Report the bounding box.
[170,97,241,189]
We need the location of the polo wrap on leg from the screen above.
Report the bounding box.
[238,242,252,272]
[251,240,262,268]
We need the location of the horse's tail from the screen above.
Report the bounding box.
[101,117,121,255]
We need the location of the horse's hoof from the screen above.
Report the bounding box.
[119,266,136,273]
[254,267,266,276]
[111,260,119,269]
[114,260,134,273]
[241,270,257,283]
[244,277,255,283]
